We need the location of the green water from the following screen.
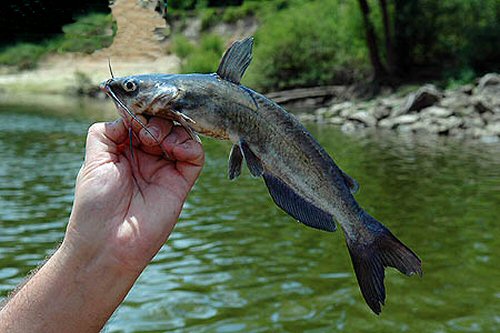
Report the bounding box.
[0,101,499,333]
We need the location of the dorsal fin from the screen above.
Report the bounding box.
[217,37,254,84]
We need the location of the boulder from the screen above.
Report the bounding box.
[348,111,377,127]
[341,122,357,133]
[327,117,345,125]
[329,102,353,116]
[471,95,494,114]
[378,114,419,129]
[477,73,500,91]
[373,106,392,120]
[440,92,470,110]
[393,114,420,125]
[396,84,443,116]
[420,106,454,118]
[298,114,316,122]
[434,116,463,133]
[485,122,500,136]
[462,116,485,129]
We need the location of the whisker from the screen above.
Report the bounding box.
[108,58,115,79]
[106,88,171,160]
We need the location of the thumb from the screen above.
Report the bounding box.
[84,118,128,163]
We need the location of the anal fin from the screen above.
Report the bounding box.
[341,169,359,194]
[263,173,336,232]
[228,144,243,180]
[240,140,263,177]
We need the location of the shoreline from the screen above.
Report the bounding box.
[1,62,499,143]
[299,73,500,143]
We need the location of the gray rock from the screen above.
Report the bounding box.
[378,114,420,129]
[327,117,344,125]
[463,116,485,129]
[465,127,490,138]
[477,73,500,91]
[440,92,470,110]
[378,118,395,128]
[482,112,500,124]
[373,106,392,120]
[420,106,454,118]
[340,107,356,118]
[485,122,500,135]
[341,122,357,133]
[298,114,316,122]
[397,124,414,133]
[397,84,443,116]
[329,102,353,116]
[454,106,475,117]
[348,111,377,127]
[471,95,494,114]
[434,116,463,133]
[393,114,420,125]
[458,84,474,95]
[480,135,500,144]
[314,107,329,116]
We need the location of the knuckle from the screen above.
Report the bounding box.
[88,122,104,135]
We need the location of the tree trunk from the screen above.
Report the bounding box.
[378,0,395,76]
[357,0,387,81]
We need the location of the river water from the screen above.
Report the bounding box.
[0,100,499,332]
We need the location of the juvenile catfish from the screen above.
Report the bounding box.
[100,37,422,314]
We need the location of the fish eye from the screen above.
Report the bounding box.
[123,80,137,92]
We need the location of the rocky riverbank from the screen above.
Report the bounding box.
[300,73,500,142]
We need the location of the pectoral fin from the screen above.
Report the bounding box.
[217,37,254,84]
[263,173,336,232]
[239,140,263,177]
[341,170,359,194]
[228,144,243,180]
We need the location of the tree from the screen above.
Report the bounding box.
[357,0,388,82]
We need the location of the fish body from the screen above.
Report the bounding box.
[101,37,422,314]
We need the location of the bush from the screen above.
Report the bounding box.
[171,35,195,58]
[172,34,225,73]
[245,0,370,91]
[0,43,47,70]
[0,13,115,70]
[395,0,500,77]
[57,13,116,54]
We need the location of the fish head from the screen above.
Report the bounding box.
[100,74,181,120]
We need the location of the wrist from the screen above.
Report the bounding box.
[59,234,145,279]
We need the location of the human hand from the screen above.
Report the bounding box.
[64,116,204,273]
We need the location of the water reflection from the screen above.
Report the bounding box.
[0,102,499,332]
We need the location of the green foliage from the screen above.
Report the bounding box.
[171,35,194,58]
[200,8,219,30]
[245,0,370,91]
[0,43,47,70]
[395,0,500,76]
[172,34,224,73]
[222,2,258,23]
[444,67,476,89]
[0,13,115,70]
[168,0,198,10]
[57,13,116,53]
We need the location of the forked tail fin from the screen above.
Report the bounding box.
[345,212,422,314]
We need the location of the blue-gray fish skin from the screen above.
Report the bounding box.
[101,37,422,314]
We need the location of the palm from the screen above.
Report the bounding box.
[68,119,204,271]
